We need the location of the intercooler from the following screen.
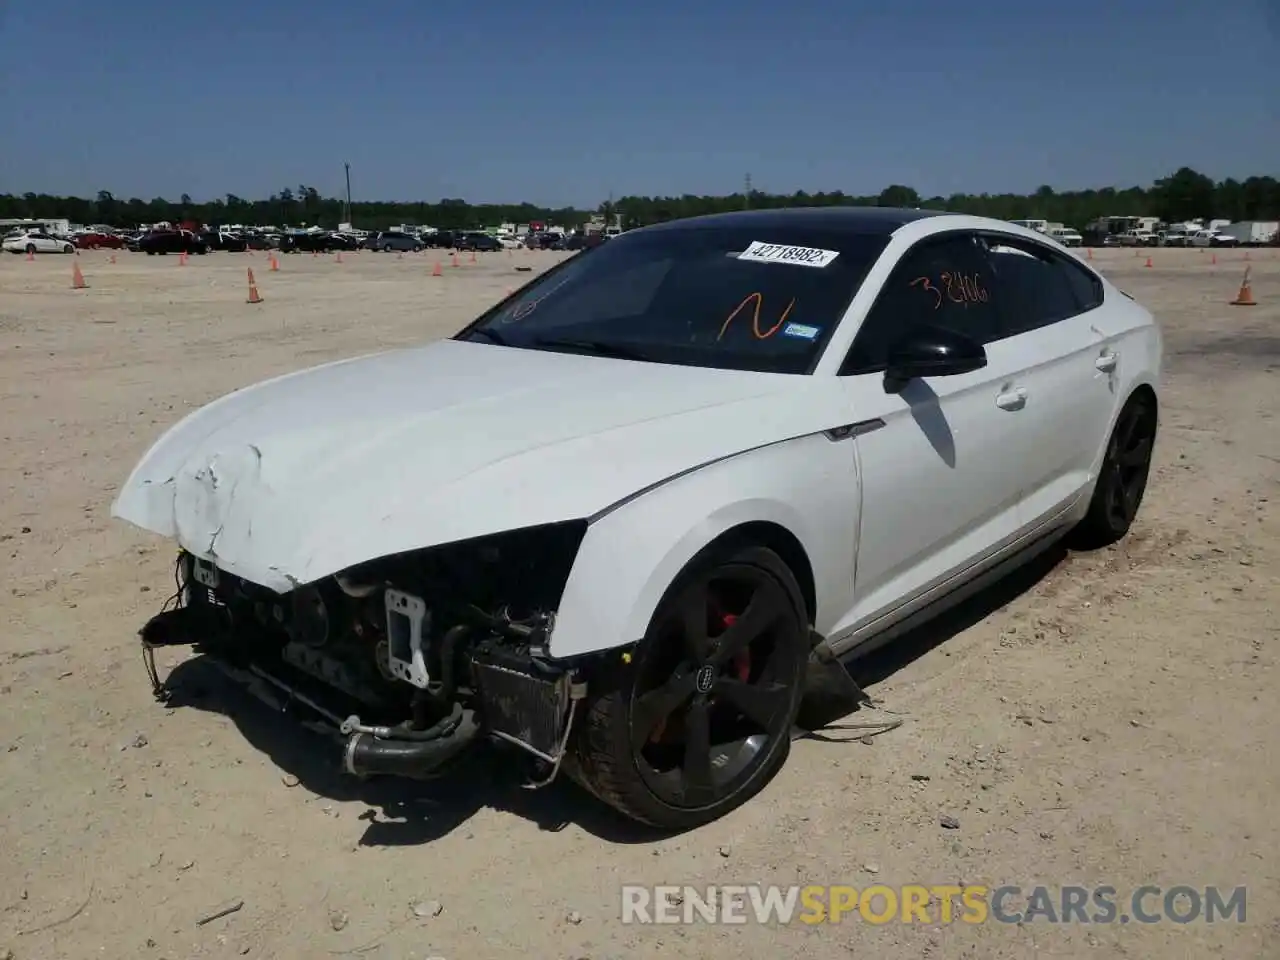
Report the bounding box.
[469,644,575,762]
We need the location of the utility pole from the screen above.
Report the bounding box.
[744,173,752,209]
[343,163,352,225]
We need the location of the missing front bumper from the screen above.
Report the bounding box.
[136,604,581,785]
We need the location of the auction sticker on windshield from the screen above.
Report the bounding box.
[781,322,821,340]
[736,241,840,268]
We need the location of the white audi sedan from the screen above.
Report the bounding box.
[113,207,1161,829]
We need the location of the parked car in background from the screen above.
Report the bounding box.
[199,230,249,252]
[1118,230,1158,247]
[523,231,562,250]
[368,230,424,252]
[131,229,210,255]
[115,207,1162,830]
[1189,229,1237,248]
[423,230,456,249]
[241,231,277,250]
[1047,227,1082,247]
[279,232,342,254]
[455,232,502,252]
[4,230,77,254]
[332,232,366,250]
[74,231,128,250]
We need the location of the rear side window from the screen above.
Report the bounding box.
[1061,258,1104,311]
[982,235,1102,336]
[840,233,1002,375]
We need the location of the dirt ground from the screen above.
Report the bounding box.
[0,243,1276,960]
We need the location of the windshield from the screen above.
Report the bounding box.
[455,225,889,374]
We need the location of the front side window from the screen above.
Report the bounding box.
[840,233,1002,375]
[456,226,890,374]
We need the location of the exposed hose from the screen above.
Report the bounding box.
[343,707,480,779]
[341,700,463,741]
[431,624,468,703]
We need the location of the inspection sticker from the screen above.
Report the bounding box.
[781,322,821,340]
[736,241,840,268]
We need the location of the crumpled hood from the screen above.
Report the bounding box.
[112,338,838,591]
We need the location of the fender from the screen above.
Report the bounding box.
[1089,316,1163,477]
[548,431,861,659]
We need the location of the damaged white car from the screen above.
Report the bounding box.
[113,207,1161,829]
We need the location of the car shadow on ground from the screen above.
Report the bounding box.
[846,542,1068,688]
[156,543,1068,848]
[160,655,663,847]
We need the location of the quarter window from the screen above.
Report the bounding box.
[982,235,1102,336]
[840,233,1001,375]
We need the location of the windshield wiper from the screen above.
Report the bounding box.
[532,336,651,360]
[463,327,509,345]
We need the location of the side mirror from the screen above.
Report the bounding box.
[883,324,987,392]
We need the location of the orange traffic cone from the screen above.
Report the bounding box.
[71,262,87,289]
[469,250,477,263]
[109,254,117,264]
[1211,252,1217,265]
[1230,267,1256,306]
[451,252,459,268]
[432,260,442,276]
[269,254,279,272]
[1143,256,1153,268]
[179,251,188,265]
[335,251,343,264]
[246,267,263,303]
[1086,247,1093,260]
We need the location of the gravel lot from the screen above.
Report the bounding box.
[1,243,1276,959]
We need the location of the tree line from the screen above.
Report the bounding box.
[1,167,1275,232]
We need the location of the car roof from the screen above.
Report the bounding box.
[631,206,947,237]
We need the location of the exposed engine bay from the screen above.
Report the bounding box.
[138,521,594,784]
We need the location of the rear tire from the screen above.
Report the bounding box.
[1069,391,1157,549]
[567,543,809,829]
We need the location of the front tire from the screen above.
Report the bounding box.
[1069,391,1157,549]
[568,544,809,829]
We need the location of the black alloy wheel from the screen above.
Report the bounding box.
[1071,392,1157,548]
[570,545,808,829]
[1103,398,1155,530]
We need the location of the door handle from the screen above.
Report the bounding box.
[995,387,1028,410]
[1095,351,1118,372]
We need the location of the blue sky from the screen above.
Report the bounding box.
[1,0,1276,208]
